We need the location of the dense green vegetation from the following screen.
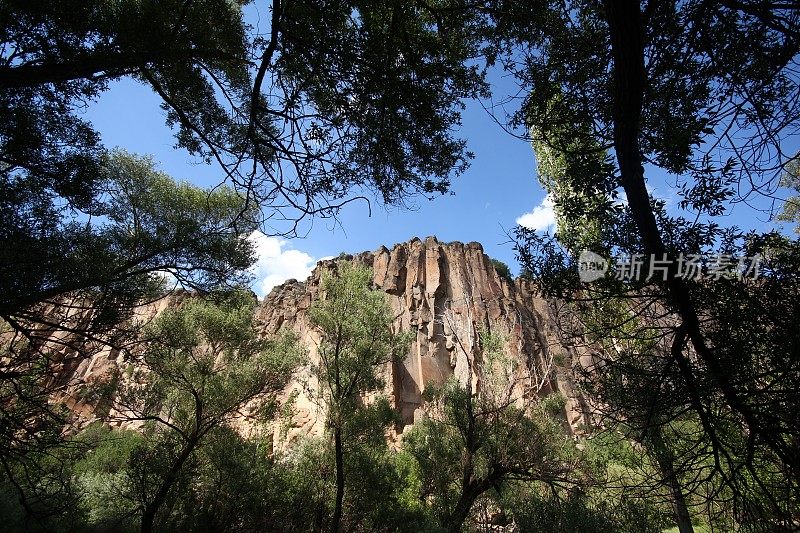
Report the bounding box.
[0,264,690,532]
[507,2,800,531]
[1,0,798,531]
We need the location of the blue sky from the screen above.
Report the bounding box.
[77,2,566,296]
[82,73,553,295]
[80,4,793,296]
[83,75,790,297]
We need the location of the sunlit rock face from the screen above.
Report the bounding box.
[256,236,591,445]
[45,236,590,444]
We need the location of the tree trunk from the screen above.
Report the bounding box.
[602,0,798,475]
[445,483,480,533]
[329,426,345,533]
[444,476,496,533]
[666,468,695,533]
[140,437,199,533]
[648,428,694,533]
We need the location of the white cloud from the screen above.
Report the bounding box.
[248,232,327,297]
[516,194,556,232]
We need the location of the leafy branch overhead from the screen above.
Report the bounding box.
[0,0,487,229]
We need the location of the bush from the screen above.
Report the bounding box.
[490,258,514,282]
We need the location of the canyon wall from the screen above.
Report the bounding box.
[256,236,591,443]
[52,236,591,443]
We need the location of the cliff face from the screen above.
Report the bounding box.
[49,236,590,441]
[256,236,590,443]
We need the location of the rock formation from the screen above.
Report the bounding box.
[49,236,591,443]
[256,236,591,444]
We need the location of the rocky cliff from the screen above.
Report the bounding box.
[256,236,590,443]
[52,236,591,443]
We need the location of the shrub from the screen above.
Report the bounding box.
[490,258,514,282]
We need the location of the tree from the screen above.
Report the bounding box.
[496,0,800,525]
[0,3,486,527]
[71,424,145,530]
[1,2,489,495]
[0,150,259,525]
[1,0,488,459]
[577,298,706,533]
[113,290,301,533]
[490,258,514,282]
[307,262,409,533]
[404,319,580,532]
[1,0,488,231]
[2,150,257,319]
[0,0,262,305]
[1,0,483,328]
